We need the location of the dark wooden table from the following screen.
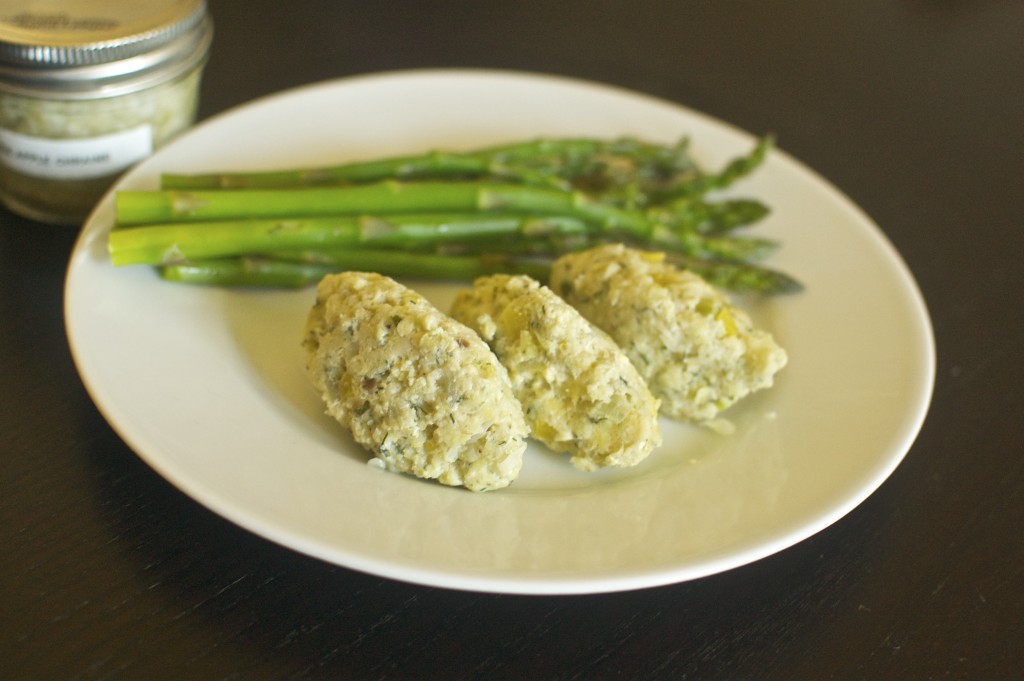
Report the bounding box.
[3,1,1022,678]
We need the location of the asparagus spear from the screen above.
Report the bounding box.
[661,135,775,199]
[156,135,772,209]
[651,228,778,262]
[160,250,799,293]
[650,197,770,234]
[663,254,803,294]
[109,213,591,266]
[161,257,338,287]
[114,181,654,237]
[159,138,615,189]
[158,137,704,195]
[160,251,551,287]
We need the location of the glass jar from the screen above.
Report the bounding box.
[0,0,213,225]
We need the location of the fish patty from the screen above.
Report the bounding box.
[451,274,662,471]
[303,272,529,491]
[550,244,787,422]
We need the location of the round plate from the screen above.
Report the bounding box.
[65,69,935,594]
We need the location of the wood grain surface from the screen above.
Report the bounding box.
[2,1,1022,678]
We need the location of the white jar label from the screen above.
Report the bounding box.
[0,125,153,180]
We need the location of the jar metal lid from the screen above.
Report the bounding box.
[0,0,211,98]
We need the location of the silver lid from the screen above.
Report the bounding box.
[0,0,211,98]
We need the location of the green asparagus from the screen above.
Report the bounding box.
[160,251,798,293]
[109,213,592,266]
[109,134,800,294]
[161,251,552,287]
[158,136,707,198]
[114,182,654,237]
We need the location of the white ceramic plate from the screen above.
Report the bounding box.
[65,69,935,594]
